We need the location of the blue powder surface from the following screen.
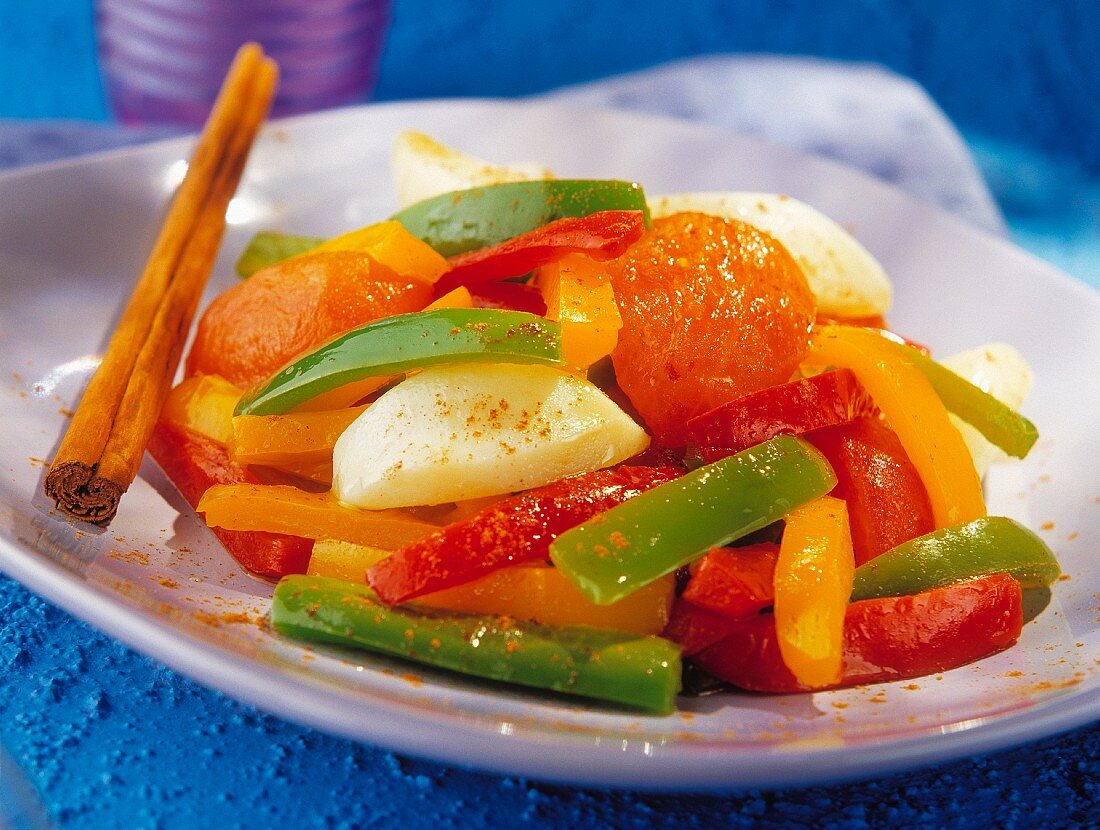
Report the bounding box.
[2,575,1099,828]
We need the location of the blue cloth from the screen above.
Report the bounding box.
[2,56,1100,830]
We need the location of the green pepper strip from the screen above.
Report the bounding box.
[236,231,325,277]
[851,516,1060,601]
[271,575,682,713]
[234,180,650,274]
[235,308,563,416]
[391,179,651,257]
[901,343,1038,459]
[550,435,838,606]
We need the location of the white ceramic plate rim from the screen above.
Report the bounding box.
[2,99,1098,791]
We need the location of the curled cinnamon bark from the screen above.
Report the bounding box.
[44,43,278,526]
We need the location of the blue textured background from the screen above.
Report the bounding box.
[2,1,1099,827]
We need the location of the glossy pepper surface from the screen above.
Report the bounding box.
[272,576,682,713]
[550,435,838,606]
[809,415,935,565]
[391,179,651,257]
[235,308,562,416]
[773,496,855,688]
[198,483,439,550]
[147,420,313,577]
[680,543,778,620]
[685,369,873,463]
[851,516,1060,601]
[230,405,367,484]
[694,573,1023,692]
[807,325,985,528]
[235,231,324,277]
[905,343,1039,458]
[367,466,681,606]
[434,210,647,294]
[536,253,623,370]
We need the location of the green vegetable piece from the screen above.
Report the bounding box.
[851,516,1060,601]
[271,575,682,713]
[235,308,563,416]
[391,179,651,257]
[905,345,1038,459]
[550,435,838,605]
[235,231,325,277]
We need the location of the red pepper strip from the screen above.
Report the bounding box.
[681,543,778,619]
[693,573,1022,692]
[809,416,935,566]
[664,599,736,657]
[685,369,874,464]
[468,280,547,316]
[367,465,682,605]
[434,210,646,294]
[147,420,313,577]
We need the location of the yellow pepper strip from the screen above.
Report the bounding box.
[305,537,673,635]
[774,496,855,688]
[307,539,392,582]
[161,374,243,445]
[419,568,674,636]
[290,286,473,413]
[230,406,366,484]
[808,325,985,527]
[197,483,438,549]
[308,220,449,283]
[536,253,622,369]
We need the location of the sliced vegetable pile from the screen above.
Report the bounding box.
[149,130,1057,714]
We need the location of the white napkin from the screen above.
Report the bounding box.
[542,55,1005,235]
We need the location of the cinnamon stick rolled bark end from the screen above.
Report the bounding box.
[44,461,124,526]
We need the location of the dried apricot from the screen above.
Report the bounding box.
[187,251,432,388]
[608,212,814,446]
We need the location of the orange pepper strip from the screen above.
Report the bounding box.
[161,374,242,445]
[536,253,622,370]
[306,538,674,635]
[308,220,450,283]
[197,483,438,549]
[774,496,855,688]
[290,286,473,412]
[230,406,366,483]
[807,325,985,527]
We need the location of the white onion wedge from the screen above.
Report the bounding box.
[941,343,1034,477]
[333,362,648,509]
[392,131,554,209]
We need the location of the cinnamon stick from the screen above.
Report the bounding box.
[44,44,279,525]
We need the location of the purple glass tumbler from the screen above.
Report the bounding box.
[96,0,392,125]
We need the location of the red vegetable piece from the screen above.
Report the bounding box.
[147,420,313,577]
[809,416,935,566]
[686,369,874,464]
[693,573,1022,692]
[468,280,547,316]
[664,598,737,657]
[681,544,778,620]
[434,210,646,293]
[367,465,681,605]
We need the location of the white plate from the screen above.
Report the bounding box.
[1,100,1098,791]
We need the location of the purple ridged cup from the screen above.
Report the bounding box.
[96,0,392,125]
